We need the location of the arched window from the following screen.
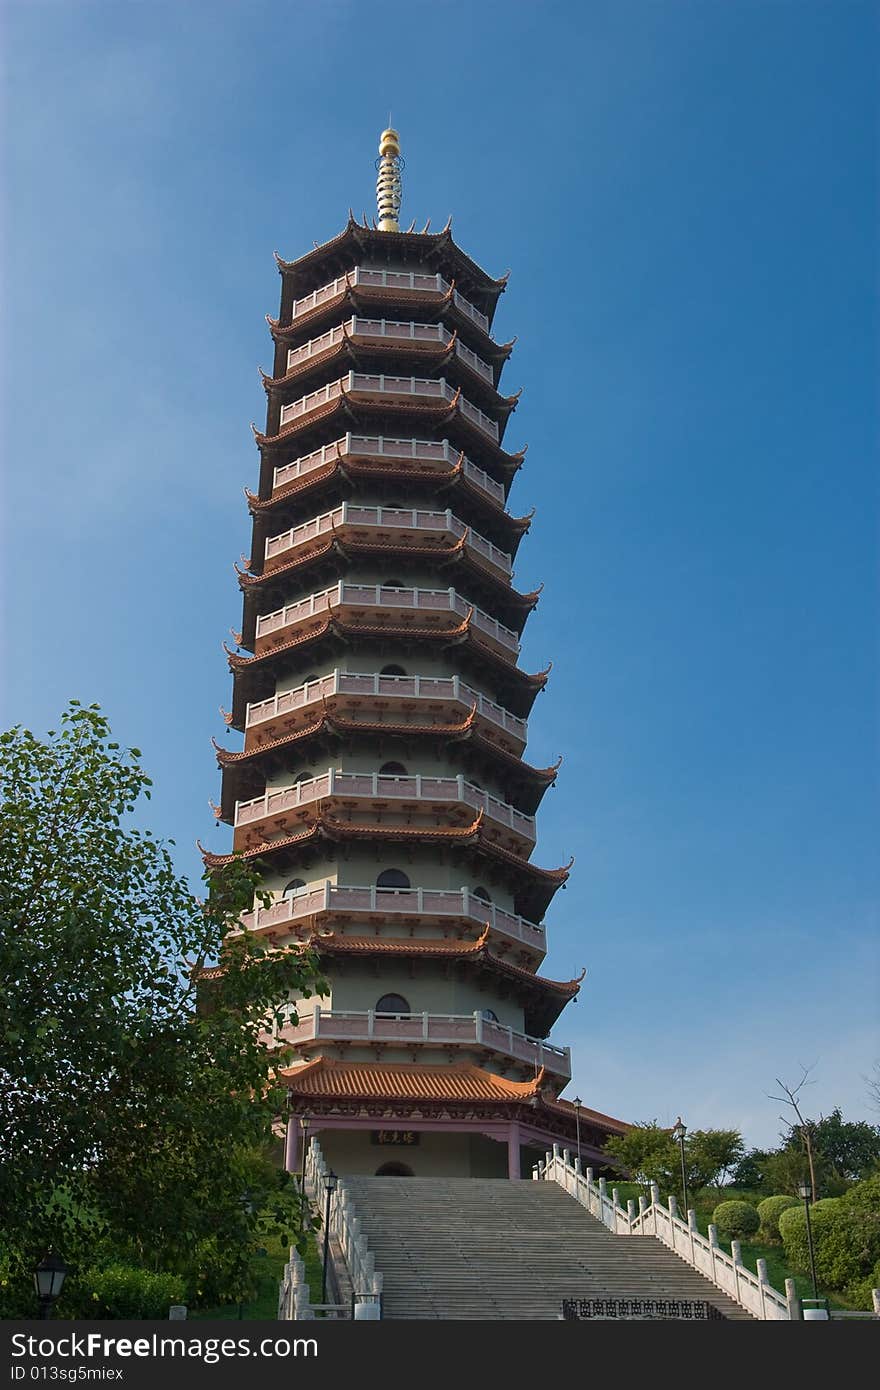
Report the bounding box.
[375,1162,413,1177]
[292,770,312,784]
[375,993,411,1015]
[383,578,406,589]
[380,664,407,677]
[384,501,406,511]
[283,878,306,899]
[302,673,321,686]
[376,868,410,890]
[472,886,493,903]
[379,761,407,776]
[481,1008,499,1022]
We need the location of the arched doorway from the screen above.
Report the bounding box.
[375,1162,414,1177]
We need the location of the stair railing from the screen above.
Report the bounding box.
[535,1144,795,1321]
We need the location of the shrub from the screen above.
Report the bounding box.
[712,1200,760,1240]
[757,1195,799,1242]
[83,1265,186,1320]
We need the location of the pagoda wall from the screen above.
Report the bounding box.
[315,1129,510,1180]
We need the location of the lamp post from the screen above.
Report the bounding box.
[672,1117,689,1216]
[321,1171,338,1305]
[799,1181,820,1302]
[34,1253,68,1320]
[573,1096,582,1170]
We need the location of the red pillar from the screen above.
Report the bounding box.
[507,1121,521,1179]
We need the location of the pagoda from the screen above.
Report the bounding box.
[203,130,626,1179]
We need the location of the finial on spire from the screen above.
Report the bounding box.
[376,127,403,232]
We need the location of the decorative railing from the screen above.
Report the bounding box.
[277,1006,571,1078]
[239,881,546,954]
[235,768,536,844]
[264,502,511,575]
[286,317,493,384]
[279,1139,383,1319]
[272,433,505,505]
[278,373,499,443]
[245,669,527,744]
[255,581,520,655]
[536,1148,794,1321]
[290,266,489,333]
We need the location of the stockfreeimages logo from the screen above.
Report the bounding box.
[10,1333,318,1367]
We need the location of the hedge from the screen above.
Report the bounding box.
[711,1200,760,1239]
[757,1195,798,1242]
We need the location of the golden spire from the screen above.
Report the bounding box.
[376,127,403,232]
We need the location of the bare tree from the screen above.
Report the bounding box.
[769,1065,819,1200]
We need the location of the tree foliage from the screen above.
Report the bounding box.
[0,703,327,1312]
[604,1122,745,1204]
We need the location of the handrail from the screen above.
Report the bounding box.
[239,881,546,953]
[264,501,512,575]
[255,581,520,654]
[536,1148,795,1320]
[272,432,505,504]
[278,373,500,442]
[234,767,536,842]
[276,1006,571,1077]
[245,669,527,743]
[289,265,489,333]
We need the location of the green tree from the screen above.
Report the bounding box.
[605,1122,744,1204]
[0,702,326,1309]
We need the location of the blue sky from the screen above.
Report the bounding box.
[2,0,877,1149]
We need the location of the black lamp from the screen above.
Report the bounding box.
[34,1253,68,1319]
[672,1117,689,1215]
[321,1170,338,1305]
[572,1096,582,1170]
[799,1181,820,1301]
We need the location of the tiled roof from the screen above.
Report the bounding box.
[280,1056,541,1103]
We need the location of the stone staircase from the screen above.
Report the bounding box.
[342,1177,753,1319]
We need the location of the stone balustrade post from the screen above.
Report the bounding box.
[638,1194,648,1217]
[611,1186,619,1207]
[708,1224,719,1247]
[785,1277,801,1322]
[627,1199,636,1224]
[649,1181,660,1208]
[669,1195,679,1220]
[872,1289,880,1317]
[756,1259,769,1320]
[573,1157,582,1175]
[731,1240,742,1265]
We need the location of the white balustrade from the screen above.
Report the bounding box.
[272,433,505,504]
[245,668,527,743]
[280,1007,571,1078]
[286,317,493,383]
[290,266,489,333]
[297,1140,383,1317]
[239,881,546,953]
[278,373,500,442]
[234,768,536,843]
[536,1150,792,1320]
[255,581,520,654]
[264,502,511,575]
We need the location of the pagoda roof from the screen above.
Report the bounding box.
[238,536,540,634]
[200,811,572,918]
[262,332,517,407]
[281,1056,541,1104]
[245,459,531,544]
[213,708,559,821]
[252,395,526,474]
[267,281,515,362]
[278,1056,629,1140]
[226,615,551,727]
[275,218,508,306]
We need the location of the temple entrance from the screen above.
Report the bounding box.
[375,1162,414,1177]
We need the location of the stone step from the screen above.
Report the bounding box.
[338,1178,754,1320]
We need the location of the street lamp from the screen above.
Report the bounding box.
[799,1181,820,1302]
[34,1253,68,1320]
[321,1171,338,1305]
[573,1096,582,1170]
[672,1117,689,1215]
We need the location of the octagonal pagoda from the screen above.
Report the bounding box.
[204,131,626,1178]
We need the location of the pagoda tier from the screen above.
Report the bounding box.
[245,449,533,558]
[207,143,625,1178]
[223,618,551,728]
